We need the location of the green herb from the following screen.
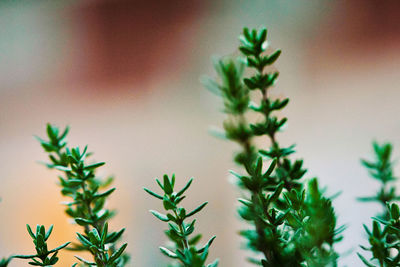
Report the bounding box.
[1,23,398,267]
[13,224,69,266]
[359,142,400,219]
[358,203,400,267]
[0,197,11,267]
[0,257,11,267]
[358,141,400,266]
[204,27,342,266]
[144,174,219,267]
[286,178,343,267]
[37,124,128,266]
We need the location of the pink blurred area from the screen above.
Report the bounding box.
[1,1,400,266]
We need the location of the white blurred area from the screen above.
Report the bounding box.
[1,0,400,266]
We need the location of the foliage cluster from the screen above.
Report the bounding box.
[359,142,400,219]
[0,26,399,267]
[144,175,218,267]
[13,225,69,266]
[37,124,128,266]
[358,142,400,267]
[204,27,342,266]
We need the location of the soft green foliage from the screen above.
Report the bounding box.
[0,258,11,267]
[358,142,400,266]
[1,24,399,267]
[205,27,342,266]
[74,223,128,266]
[13,224,69,266]
[37,124,128,266]
[359,142,400,219]
[285,179,343,267]
[144,174,219,267]
[358,203,400,267]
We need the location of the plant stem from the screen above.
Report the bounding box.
[237,125,274,262]
[174,210,190,250]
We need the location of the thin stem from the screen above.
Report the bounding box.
[81,182,101,232]
[236,120,274,263]
[174,210,190,250]
[254,190,274,262]
[57,150,107,265]
[257,63,294,192]
[256,63,282,165]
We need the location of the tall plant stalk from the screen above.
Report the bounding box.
[37,124,129,266]
[204,27,343,266]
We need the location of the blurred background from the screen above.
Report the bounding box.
[1,0,400,266]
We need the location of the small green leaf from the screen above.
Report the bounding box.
[75,256,96,265]
[357,253,376,267]
[109,243,127,263]
[266,50,281,65]
[106,228,125,243]
[26,224,35,239]
[163,175,173,195]
[197,236,216,253]
[186,202,208,217]
[93,188,115,199]
[88,228,101,243]
[83,162,105,170]
[12,254,37,259]
[54,165,72,172]
[101,223,108,244]
[177,178,193,197]
[75,218,93,226]
[143,187,163,200]
[391,203,400,219]
[45,225,53,240]
[49,242,70,253]
[207,259,219,267]
[159,247,178,258]
[150,210,170,222]
[76,233,92,247]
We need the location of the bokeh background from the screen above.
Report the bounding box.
[1,0,400,266]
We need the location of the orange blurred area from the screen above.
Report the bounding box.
[1,1,400,266]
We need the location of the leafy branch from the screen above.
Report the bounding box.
[144,174,218,267]
[359,142,400,219]
[0,258,11,267]
[204,27,342,266]
[37,124,128,266]
[13,224,69,266]
[358,203,400,267]
[359,141,400,266]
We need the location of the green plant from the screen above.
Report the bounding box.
[358,142,400,266]
[1,24,399,267]
[36,124,128,266]
[359,142,400,219]
[13,224,70,266]
[0,225,69,266]
[144,174,219,267]
[204,27,343,266]
[358,203,400,267]
[0,259,11,267]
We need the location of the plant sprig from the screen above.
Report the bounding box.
[358,141,400,266]
[285,179,343,266]
[144,174,219,267]
[359,142,400,219]
[239,27,306,191]
[205,27,342,266]
[75,222,128,266]
[37,124,128,266]
[13,224,69,266]
[0,258,11,267]
[358,203,400,267]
